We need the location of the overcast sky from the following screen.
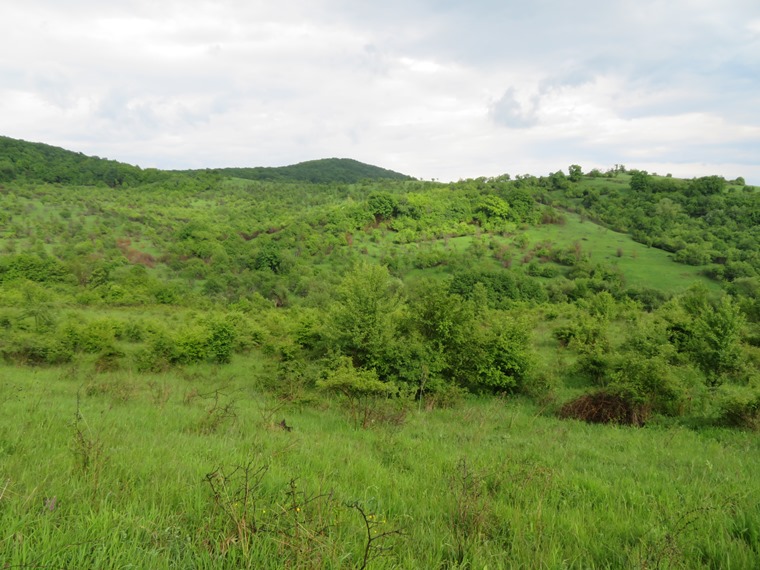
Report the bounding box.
[2,0,759,182]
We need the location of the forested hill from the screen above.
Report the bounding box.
[0,136,412,186]
[185,158,413,184]
[0,136,167,187]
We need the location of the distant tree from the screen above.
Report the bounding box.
[550,170,569,190]
[254,244,285,273]
[629,170,651,193]
[568,164,583,182]
[0,159,16,182]
[367,192,399,222]
[687,175,725,196]
[504,188,537,222]
[475,195,510,221]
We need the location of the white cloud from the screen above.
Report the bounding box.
[1,0,760,183]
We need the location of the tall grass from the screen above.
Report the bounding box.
[1,360,758,568]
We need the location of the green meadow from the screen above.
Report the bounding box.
[2,361,759,569]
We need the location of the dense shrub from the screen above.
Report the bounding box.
[0,254,67,283]
[0,331,73,365]
[718,388,760,430]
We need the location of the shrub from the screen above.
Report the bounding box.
[607,353,687,416]
[0,253,67,283]
[317,357,398,429]
[718,389,760,430]
[0,331,73,365]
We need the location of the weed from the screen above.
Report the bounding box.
[195,387,239,434]
[349,501,404,570]
[447,458,492,565]
[147,379,172,408]
[274,478,339,568]
[204,461,268,557]
[70,392,105,494]
[638,506,716,569]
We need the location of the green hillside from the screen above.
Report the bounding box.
[0,136,412,186]
[1,142,759,567]
[0,135,165,187]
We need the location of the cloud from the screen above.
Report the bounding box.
[1,0,759,183]
[490,88,539,128]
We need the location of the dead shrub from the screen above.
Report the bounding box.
[558,390,650,426]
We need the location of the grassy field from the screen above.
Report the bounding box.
[352,211,718,295]
[519,215,719,293]
[2,358,758,569]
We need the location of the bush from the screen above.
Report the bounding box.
[0,253,67,283]
[718,388,760,430]
[607,353,687,416]
[0,331,73,365]
[317,357,399,428]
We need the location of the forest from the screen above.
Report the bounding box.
[1,135,759,568]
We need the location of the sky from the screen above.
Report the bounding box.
[2,0,760,183]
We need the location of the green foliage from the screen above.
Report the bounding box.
[0,254,67,283]
[607,353,686,416]
[718,387,760,429]
[630,170,651,192]
[206,319,236,364]
[458,313,532,392]
[59,318,118,354]
[367,192,399,222]
[450,269,547,308]
[0,331,73,365]
[568,164,583,182]
[254,243,286,273]
[475,194,510,221]
[324,263,402,374]
[0,135,756,431]
[0,135,163,187]
[688,296,745,386]
[317,356,398,428]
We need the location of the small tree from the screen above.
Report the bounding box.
[367,192,399,223]
[630,170,651,193]
[568,164,583,182]
[689,296,745,387]
[324,263,402,375]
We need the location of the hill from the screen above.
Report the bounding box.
[0,135,165,187]
[0,136,412,186]
[188,157,413,184]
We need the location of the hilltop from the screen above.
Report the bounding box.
[0,136,412,186]
[186,158,413,184]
